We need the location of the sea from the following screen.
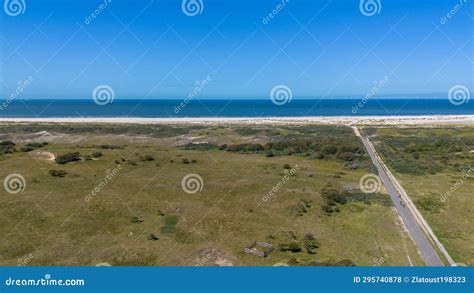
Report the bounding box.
[0,98,473,118]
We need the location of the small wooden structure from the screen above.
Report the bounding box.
[244,241,274,257]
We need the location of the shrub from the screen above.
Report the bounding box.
[227,143,264,153]
[336,152,355,161]
[139,155,154,161]
[321,145,338,155]
[303,233,319,254]
[279,242,302,253]
[49,170,67,177]
[91,152,103,158]
[21,142,48,152]
[130,216,144,223]
[56,152,81,164]
[0,141,15,154]
[181,143,218,150]
[283,163,291,169]
[147,233,159,241]
[182,158,190,164]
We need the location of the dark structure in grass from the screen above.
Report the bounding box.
[244,241,274,257]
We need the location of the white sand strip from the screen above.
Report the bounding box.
[0,115,473,125]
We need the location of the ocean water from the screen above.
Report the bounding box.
[0,99,473,118]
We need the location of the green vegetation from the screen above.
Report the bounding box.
[161,215,178,234]
[21,142,48,152]
[366,126,474,265]
[55,152,81,164]
[0,123,423,266]
[48,170,68,178]
[0,141,15,155]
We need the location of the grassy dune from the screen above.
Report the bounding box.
[0,124,423,266]
[366,126,474,266]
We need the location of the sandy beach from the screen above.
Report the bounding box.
[0,115,474,126]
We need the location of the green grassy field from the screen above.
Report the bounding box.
[365,126,474,266]
[0,123,423,266]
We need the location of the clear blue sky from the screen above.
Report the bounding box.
[1,0,472,99]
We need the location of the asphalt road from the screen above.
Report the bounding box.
[353,126,444,266]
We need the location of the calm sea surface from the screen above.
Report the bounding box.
[0,99,473,118]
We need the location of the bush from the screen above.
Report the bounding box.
[279,242,302,253]
[227,143,264,153]
[181,143,218,150]
[21,142,48,152]
[303,233,319,254]
[130,216,144,223]
[147,233,159,241]
[321,145,338,155]
[139,155,154,161]
[283,163,291,169]
[91,152,103,158]
[0,141,15,154]
[336,152,355,161]
[182,158,190,164]
[49,170,67,177]
[56,152,81,164]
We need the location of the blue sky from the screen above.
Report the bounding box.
[1,0,472,99]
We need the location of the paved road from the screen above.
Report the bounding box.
[353,126,445,266]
